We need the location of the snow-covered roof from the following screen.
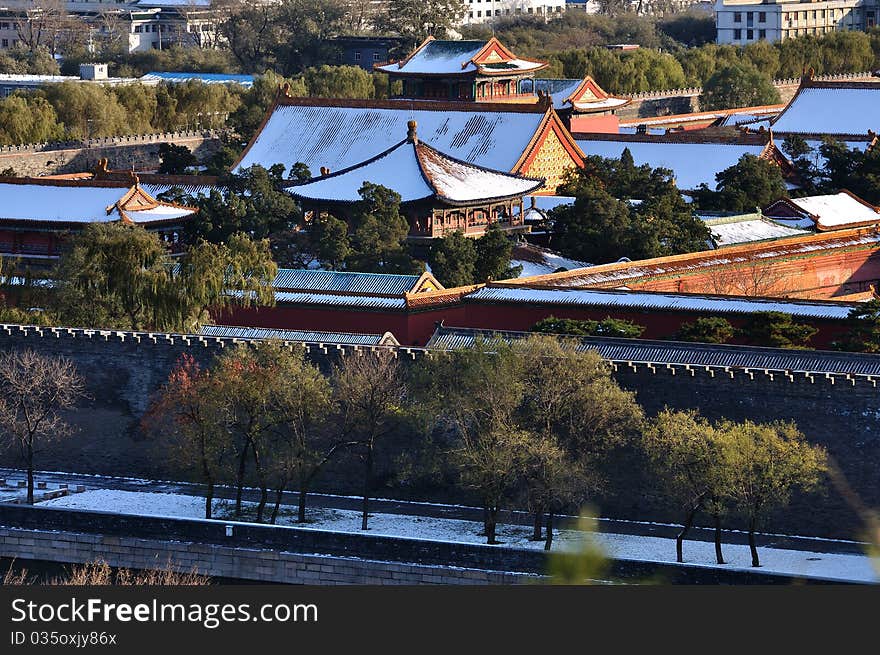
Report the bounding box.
[0,180,195,226]
[574,138,766,190]
[524,77,629,113]
[768,192,880,231]
[140,72,254,87]
[771,81,880,135]
[467,285,854,319]
[285,125,544,205]
[703,215,811,247]
[236,100,550,175]
[376,37,545,76]
[199,325,399,346]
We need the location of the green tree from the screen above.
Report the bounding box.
[739,311,818,349]
[721,420,826,567]
[475,223,522,282]
[676,317,735,344]
[55,224,276,332]
[552,156,710,263]
[700,63,781,111]
[333,350,408,531]
[310,213,351,269]
[40,82,129,139]
[344,182,423,273]
[429,230,477,287]
[112,83,159,134]
[516,335,643,549]
[304,64,375,98]
[421,339,528,544]
[221,0,349,76]
[252,342,339,524]
[189,165,300,243]
[531,316,645,339]
[0,94,63,145]
[158,143,198,175]
[693,154,788,213]
[645,409,731,564]
[832,299,880,353]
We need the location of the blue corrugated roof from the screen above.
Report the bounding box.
[273,269,421,296]
[272,291,407,309]
[142,72,254,87]
[426,326,880,376]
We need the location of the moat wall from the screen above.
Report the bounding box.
[0,325,875,540]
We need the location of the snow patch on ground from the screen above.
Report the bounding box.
[38,490,878,583]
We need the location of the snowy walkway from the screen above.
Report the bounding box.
[38,489,879,584]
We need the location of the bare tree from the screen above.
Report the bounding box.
[707,257,792,297]
[14,0,83,57]
[0,350,85,504]
[333,350,407,531]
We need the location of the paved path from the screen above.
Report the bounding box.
[0,467,868,555]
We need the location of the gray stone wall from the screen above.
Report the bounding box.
[0,325,876,538]
[0,132,223,176]
[0,526,538,584]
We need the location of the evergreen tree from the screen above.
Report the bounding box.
[739,311,818,349]
[429,230,477,288]
[345,182,422,273]
[474,223,521,282]
[693,154,788,213]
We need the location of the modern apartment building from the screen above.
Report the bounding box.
[716,0,880,44]
[462,0,566,24]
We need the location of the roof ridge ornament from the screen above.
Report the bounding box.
[407,120,418,144]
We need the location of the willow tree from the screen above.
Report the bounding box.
[55,223,276,332]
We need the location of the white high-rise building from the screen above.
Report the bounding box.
[461,0,566,24]
[715,0,880,44]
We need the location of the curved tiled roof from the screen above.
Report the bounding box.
[375,37,547,77]
[285,125,544,206]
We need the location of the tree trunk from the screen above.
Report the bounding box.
[26,441,34,505]
[532,510,543,540]
[714,511,725,565]
[298,487,308,523]
[252,449,267,523]
[204,479,214,520]
[361,445,373,531]
[676,502,700,563]
[748,516,760,567]
[234,442,249,517]
[485,506,498,545]
[270,487,284,525]
[256,486,268,523]
[544,512,554,551]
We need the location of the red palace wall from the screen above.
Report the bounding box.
[568,114,620,134]
[607,246,880,299]
[219,300,849,349]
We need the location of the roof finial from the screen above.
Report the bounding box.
[407,120,418,144]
